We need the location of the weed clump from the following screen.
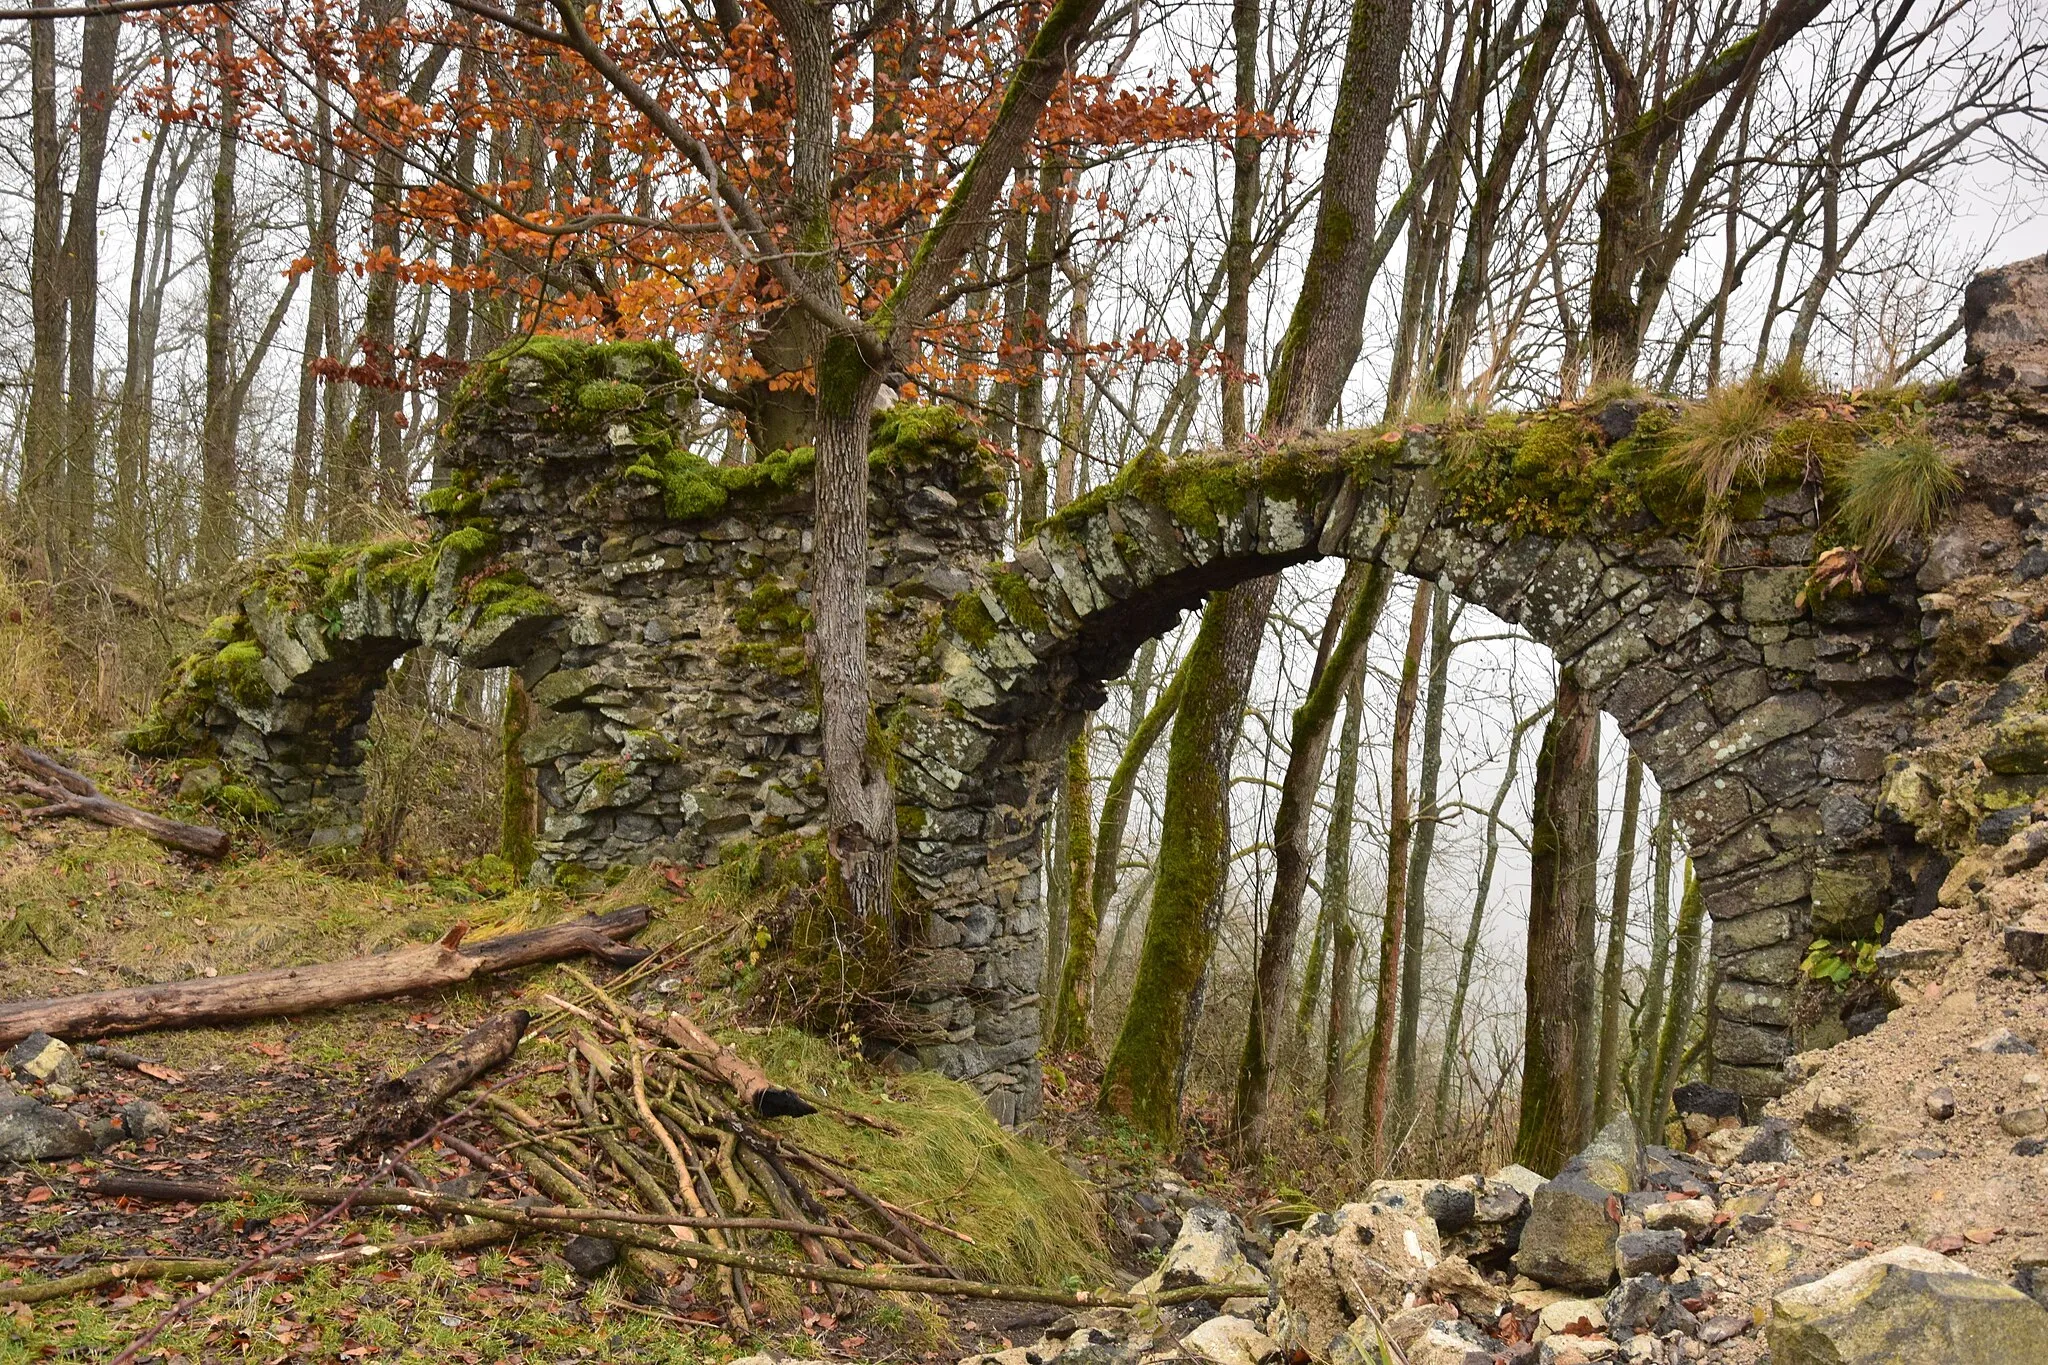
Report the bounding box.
[1835,431,1960,558]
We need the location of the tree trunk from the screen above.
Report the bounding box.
[1594,752,1643,1126]
[1512,673,1599,1175]
[1049,728,1098,1052]
[1644,864,1703,1143]
[198,13,241,575]
[113,116,179,583]
[1219,0,1260,444]
[59,14,121,562]
[1433,705,1545,1138]
[351,1010,531,1149]
[22,0,67,583]
[1091,641,1169,926]
[1233,564,1388,1147]
[1361,583,1430,1163]
[1570,719,1603,1138]
[1630,802,1674,1146]
[1013,156,1060,534]
[1099,580,1270,1140]
[1392,587,1450,1128]
[8,744,228,859]
[500,674,537,877]
[1322,668,1366,1121]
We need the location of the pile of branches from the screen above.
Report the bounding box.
[31,954,1258,1327]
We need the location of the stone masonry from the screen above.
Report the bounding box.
[141,311,2048,1124]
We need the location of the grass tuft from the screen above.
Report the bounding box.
[1835,429,1960,557]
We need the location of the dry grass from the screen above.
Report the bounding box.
[1661,378,1780,566]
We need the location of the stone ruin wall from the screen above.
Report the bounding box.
[137,254,2048,1125]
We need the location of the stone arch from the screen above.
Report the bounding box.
[888,421,1925,1123]
[128,534,563,848]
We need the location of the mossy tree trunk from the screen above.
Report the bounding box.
[1644,864,1704,1142]
[1322,668,1366,1122]
[1098,583,1269,1140]
[1392,587,1451,1131]
[1219,0,1261,443]
[59,14,119,564]
[1570,721,1604,1133]
[1513,673,1600,1176]
[197,11,242,576]
[1594,751,1644,1126]
[500,674,538,878]
[1228,564,1392,1154]
[1630,802,1675,1146]
[1092,641,1174,931]
[1433,703,1548,1140]
[1233,563,1388,1149]
[1361,583,1430,1164]
[1049,727,1098,1053]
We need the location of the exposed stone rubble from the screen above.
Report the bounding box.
[0,1033,180,1163]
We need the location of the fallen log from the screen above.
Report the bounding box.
[350,1011,531,1151]
[5,744,228,859]
[0,906,652,1047]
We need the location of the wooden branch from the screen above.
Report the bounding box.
[0,908,652,1047]
[350,1011,531,1151]
[0,1222,511,1307]
[5,745,228,859]
[659,1011,817,1119]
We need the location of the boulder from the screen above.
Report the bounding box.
[0,1096,95,1162]
[1536,1297,1607,1339]
[1405,1327,1496,1365]
[1513,1117,1640,1293]
[1133,1204,1268,1296]
[1975,1028,2038,1056]
[1602,1275,1672,1338]
[1182,1315,1279,1365]
[1770,1245,2048,1364]
[117,1098,173,1143]
[1424,1255,1511,1321]
[1269,1199,1443,1358]
[1537,1336,1617,1364]
[562,1234,619,1278]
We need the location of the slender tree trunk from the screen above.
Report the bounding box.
[1644,865,1703,1143]
[1392,588,1450,1128]
[1092,649,1180,929]
[1322,668,1366,1122]
[1219,0,1260,444]
[1513,674,1599,1175]
[1049,728,1098,1052]
[500,675,537,878]
[59,14,121,562]
[1013,156,1060,535]
[1594,752,1643,1126]
[22,0,67,582]
[113,126,172,584]
[1631,803,1674,1146]
[1233,563,1389,1148]
[1434,706,1545,1138]
[1570,723,1603,1134]
[1361,583,1430,1163]
[198,13,242,575]
[1099,584,1268,1140]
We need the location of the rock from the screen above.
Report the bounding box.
[1697,1313,1752,1345]
[1999,1106,2048,1137]
[115,1099,173,1143]
[1425,1255,1510,1321]
[562,1234,619,1278]
[0,1095,96,1161]
[1992,620,2047,667]
[1513,1117,1641,1294]
[2006,923,2048,972]
[1643,1198,1716,1237]
[1736,1117,1801,1164]
[1770,1244,2048,1364]
[1602,1276,1672,1337]
[1962,254,2048,392]
[1405,1327,1496,1365]
[1537,1298,1608,1339]
[1670,1082,1742,1126]
[1802,1088,1861,1139]
[1537,1334,1618,1364]
[1614,1230,1685,1278]
[1134,1205,1268,1296]
[1423,1184,1479,1232]
[1491,1164,1549,1200]
[6,1032,81,1089]
[1182,1315,1280,1365]
[2018,1138,2048,1156]
[1269,1200,1442,1357]
[1975,1028,2039,1055]
[2014,1253,2048,1311]
[1923,1086,1957,1121]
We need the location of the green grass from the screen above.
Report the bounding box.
[1835,430,1960,557]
